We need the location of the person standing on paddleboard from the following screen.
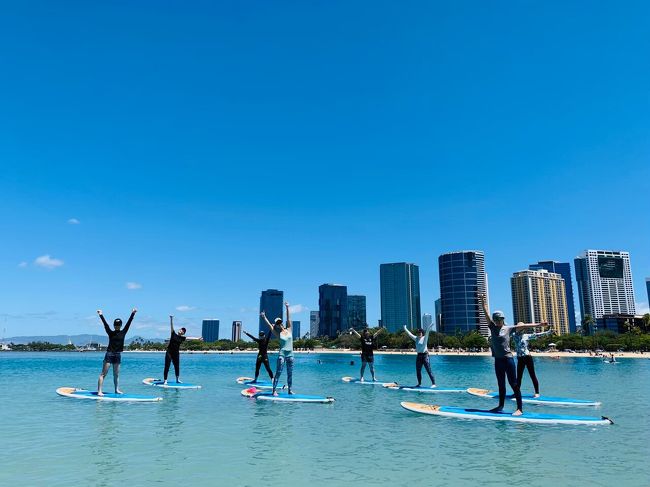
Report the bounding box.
[349,327,383,382]
[97,308,137,396]
[262,301,294,396]
[403,321,436,387]
[514,323,552,397]
[163,315,187,385]
[243,329,273,382]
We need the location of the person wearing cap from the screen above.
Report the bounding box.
[403,321,436,387]
[349,326,384,382]
[261,301,294,396]
[243,328,274,382]
[163,315,187,385]
[479,294,546,415]
[97,308,137,396]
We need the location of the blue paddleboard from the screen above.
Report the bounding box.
[401,402,612,425]
[241,387,334,403]
[341,376,387,385]
[383,383,465,393]
[467,388,601,406]
[236,377,283,389]
[143,378,202,389]
[56,387,162,402]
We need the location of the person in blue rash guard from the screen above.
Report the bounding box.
[261,301,294,396]
[97,308,137,396]
[403,321,436,387]
[514,324,552,397]
[479,294,547,415]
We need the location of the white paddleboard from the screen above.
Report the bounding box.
[142,378,202,389]
[56,387,162,402]
[401,402,612,425]
[383,383,465,393]
[241,387,334,403]
[341,376,388,385]
[467,388,601,406]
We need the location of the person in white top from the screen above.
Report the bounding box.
[404,322,436,387]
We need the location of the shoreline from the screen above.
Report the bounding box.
[121,349,649,359]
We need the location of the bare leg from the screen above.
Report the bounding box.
[97,361,111,396]
[113,363,123,394]
[360,361,366,380]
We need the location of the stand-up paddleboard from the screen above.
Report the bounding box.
[236,377,283,389]
[56,387,162,402]
[467,388,601,406]
[603,360,618,364]
[241,387,334,403]
[142,378,202,389]
[383,383,465,393]
[341,376,388,385]
[400,402,612,425]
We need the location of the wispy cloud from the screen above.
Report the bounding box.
[18,262,28,268]
[67,218,80,225]
[288,304,308,314]
[636,302,649,315]
[176,305,195,312]
[34,255,64,270]
[126,282,142,290]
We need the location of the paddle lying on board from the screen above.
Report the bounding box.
[466,388,601,406]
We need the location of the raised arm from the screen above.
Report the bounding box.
[123,308,137,334]
[403,325,416,341]
[529,328,554,339]
[349,328,361,338]
[478,294,493,326]
[512,322,549,331]
[373,327,384,338]
[170,315,175,334]
[261,311,278,337]
[285,302,291,329]
[424,321,434,341]
[97,310,110,334]
[243,331,261,343]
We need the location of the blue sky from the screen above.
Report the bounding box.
[1,1,649,339]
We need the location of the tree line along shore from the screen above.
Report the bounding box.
[6,327,650,354]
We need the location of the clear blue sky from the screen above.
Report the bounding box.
[2,1,649,339]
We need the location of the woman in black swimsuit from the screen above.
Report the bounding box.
[97,308,137,396]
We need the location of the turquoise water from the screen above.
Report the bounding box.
[1,352,648,486]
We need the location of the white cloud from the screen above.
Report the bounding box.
[18,262,28,268]
[288,304,308,314]
[126,282,142,290]
[636,302,649,315]
[67,218,80,225]
[34,255,64,269]
[176,305,195,312]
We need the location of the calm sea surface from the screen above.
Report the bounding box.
[1,352,648,486]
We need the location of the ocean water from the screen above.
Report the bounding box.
[1,352,648,487]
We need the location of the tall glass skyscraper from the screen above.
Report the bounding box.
[310,311,320,338]
[380,263,421,333]
[646,278,650,311]
[231,321,242,342]
[529,261,577,333]
[259,289,284,334]
[201,319,220,342]
[318,284,348,338]
[438,251,488,337]
[347,295,367,330]
[292,320,301,340]
[574,250,635,322]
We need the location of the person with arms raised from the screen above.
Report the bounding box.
[163,315,187,385]
[243,328,274,382]
[97,308,137,396]
[261,301,294,396]
[349,327,384,382]
[403,321,436,387]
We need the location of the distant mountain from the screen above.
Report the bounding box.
[2,334,166,345]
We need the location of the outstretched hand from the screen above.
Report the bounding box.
[132,308,138,314]
[284,301,290,308]
[260,311,266,317]
[97,309,103,315]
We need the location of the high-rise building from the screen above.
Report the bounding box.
[434,299,442,331]
[318,284,348,338]
[310,311,320,338]
[438,251,489,336]
[380,263,421,333]
[231,321,242,342]
[202,319,220,342]
[422,313,433,331]
[530,261,577,333]
[259,289,284,334]
[574,250,635,322]
[348,295,367,330]
[292,320,301,340]
[511,269,570,335]
[646,278,650,310]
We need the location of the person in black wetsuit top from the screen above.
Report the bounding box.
[349,327,384,382]
[164,315,187,385]
[97,308,137,396]
[243,329,273,382]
